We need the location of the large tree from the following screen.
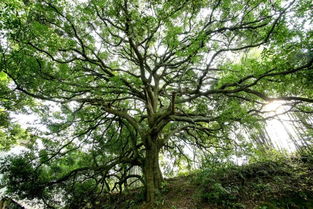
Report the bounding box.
[1,0,313,206]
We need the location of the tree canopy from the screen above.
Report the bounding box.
[0,0,313,207]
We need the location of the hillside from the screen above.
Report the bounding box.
[100,152,313,209]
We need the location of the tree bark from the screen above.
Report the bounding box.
[143,144,163,202]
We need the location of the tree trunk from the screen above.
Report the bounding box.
[143,144,163,202]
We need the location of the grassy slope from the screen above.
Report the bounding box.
[101,154,313,209]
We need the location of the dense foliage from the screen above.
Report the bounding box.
[0,0,313,207]
[0,71,34,150]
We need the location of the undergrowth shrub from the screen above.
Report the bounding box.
[196,150,313,209]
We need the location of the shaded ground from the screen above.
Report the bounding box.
[101,175,209,209]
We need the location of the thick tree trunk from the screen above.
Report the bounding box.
[143,145,163,202]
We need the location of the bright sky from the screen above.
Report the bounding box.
[263,101,298,151]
